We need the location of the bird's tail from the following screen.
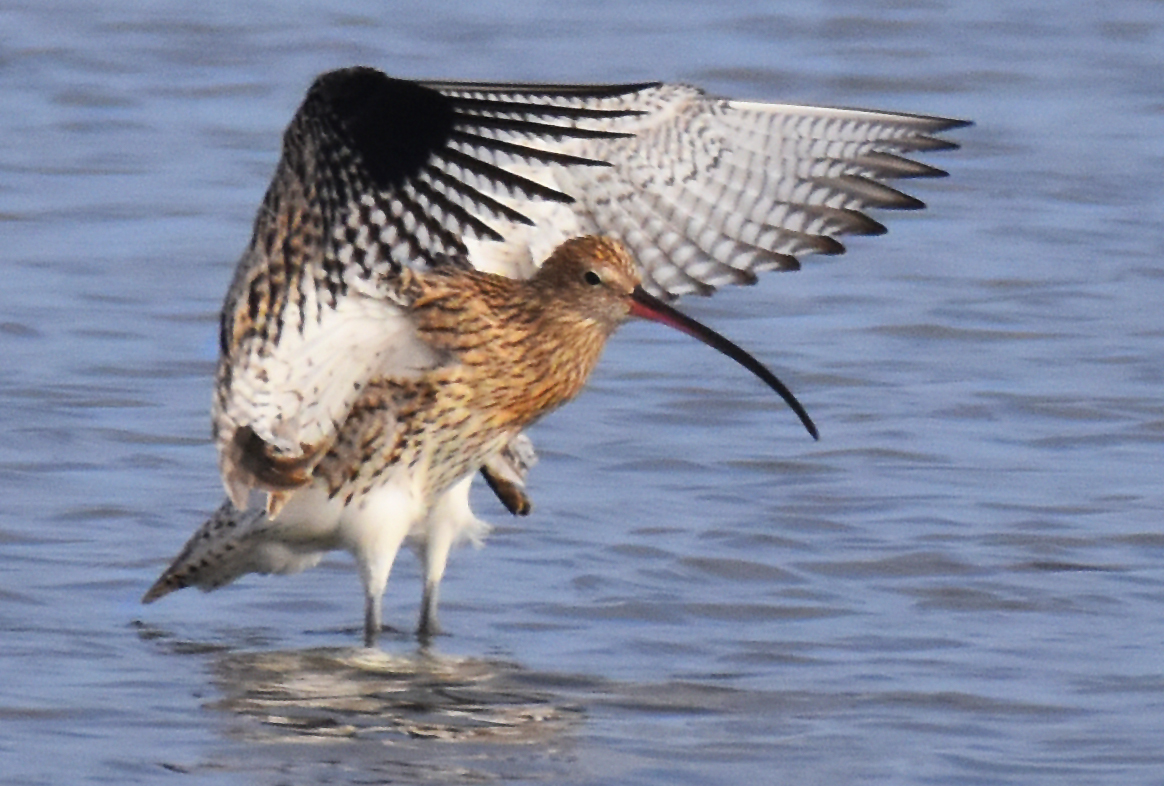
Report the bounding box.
[141,500,296,603]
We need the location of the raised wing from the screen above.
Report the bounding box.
[547,93,967,295]
[213,66,966,504]
[313,68,965,294]
[213,77,482,506]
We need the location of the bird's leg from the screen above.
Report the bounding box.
[412,475,486,640]
[364,592,382,647]
[418,580,442,640]
[351,483,423,647]
[416,540,448,640]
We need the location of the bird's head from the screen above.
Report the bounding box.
[531,235,643,334]
[532,235,819,440]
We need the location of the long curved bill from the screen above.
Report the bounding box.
[629,287,819,440]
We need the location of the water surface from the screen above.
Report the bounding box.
[2,1,1163,783]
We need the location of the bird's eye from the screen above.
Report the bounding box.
[583,271,602,286]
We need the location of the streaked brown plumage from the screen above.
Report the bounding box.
[317,236,639,506]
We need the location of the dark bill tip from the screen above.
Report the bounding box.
[629,288,819,441]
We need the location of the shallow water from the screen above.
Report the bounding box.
[3,0,1164,783]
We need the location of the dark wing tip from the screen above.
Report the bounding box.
[843,210,888,237]
[894,194,927,211]
[304,67,456,191]
[917,137,963,153]
[815,235,846,256]
[935,117,974,132]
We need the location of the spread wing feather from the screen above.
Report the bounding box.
[213,67,967,502]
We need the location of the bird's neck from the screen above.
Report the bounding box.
[408,269,614,429]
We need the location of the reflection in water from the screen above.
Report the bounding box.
[207,646,581,745]
[131,623,1097,783]
[135,624,587,782]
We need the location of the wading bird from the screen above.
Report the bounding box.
[144,67,966,644]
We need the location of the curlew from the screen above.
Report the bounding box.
[144,67,966,644]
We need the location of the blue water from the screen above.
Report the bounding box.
[3,1,1164,783]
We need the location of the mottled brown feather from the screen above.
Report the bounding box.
[311,236,636,508]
